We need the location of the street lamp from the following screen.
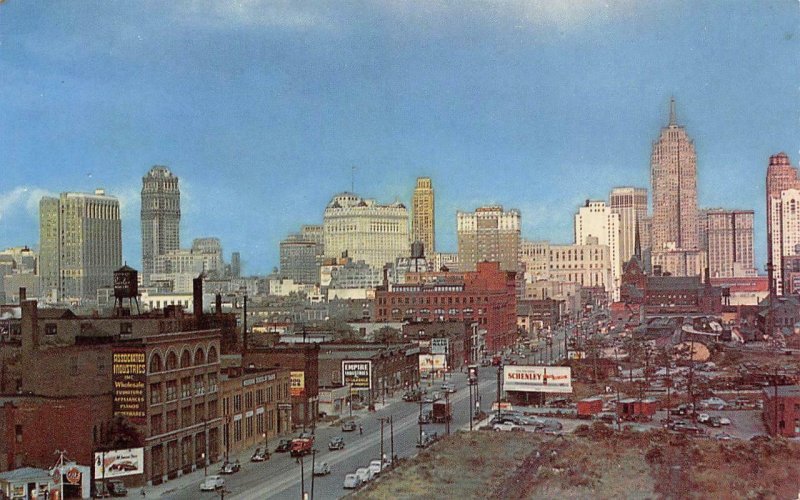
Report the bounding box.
[263,432,268,454]
[201,452,207,477]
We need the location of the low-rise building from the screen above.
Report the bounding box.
[762,385,800,437]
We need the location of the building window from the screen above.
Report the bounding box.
[151,414,163,435]
[150,353,163,373]
[181,377,191,398]
[119,323,132,335]
[15,424,22,443]
[45,323,57,336]
[234,394,242,413]
[246,415,253,438]
[245,392,253,408]
[208,399,218,419]
[195,376,205,396]
[256,389,264,405]
[223,397,230,416]
[257,413,264,435]
[150,383,162,404]
[195,403,205,423]
[182,406,192,427]
[166,380,177,401]
[208,374,218,394]
[267,410,274,431]
[166,351,178,370]
[234,420,242,442]
[167,410,177,432]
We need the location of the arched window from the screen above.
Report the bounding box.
[180,350,191,368]
[149,352,162,373]
[208,346,218,364]
[194,348,205,366]
[166,351,178,370]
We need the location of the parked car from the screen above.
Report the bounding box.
[368,459,388,476]
[441,383,456,393]
[251,448,269,462]
[343,473,361,489]
[700,397,726,410]
[341,420,357,432]
[313,462,331,476]
[402,390,421,402]
[707,416,721,428]
[275,439,292,453]
[718,417,731,426]
[493,422,524,432]
[714,432,733,441]
[355,467,374,483]
[328,437,346,450]
[219,460,240,474]
[200,475,224,491]
[106,479,127,497]
[697,413,710,424]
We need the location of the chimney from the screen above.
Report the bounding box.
[193,275,204,319]
[215,293,222,315]
[18,287,26,302]
[21,300,39,353]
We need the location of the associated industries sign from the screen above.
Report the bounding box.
[112,348,147,421]
[290,371,305,397]
[94,448,144,479]
[342,360,372,392]
[503,365,572,394]
[431,337,449,355]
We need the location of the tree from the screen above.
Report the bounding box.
[96,416,144,451]
[374,326,402,344]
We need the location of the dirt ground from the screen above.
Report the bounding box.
[353,426,800,500]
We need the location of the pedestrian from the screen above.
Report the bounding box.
[141,487,146,497]
[359,425,363,435]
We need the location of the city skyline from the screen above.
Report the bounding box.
[1,2,798,274]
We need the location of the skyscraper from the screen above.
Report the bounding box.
[141,166,181,286]
[412,177,435,254]
[707,209,756,278]
[651,98,699,252]
[574,200,621,299]
[609,187,648,266]
[766,152,800,294]
[39,190,122,302]
[457,205,520,272]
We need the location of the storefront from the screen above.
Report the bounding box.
[0,467,57,500]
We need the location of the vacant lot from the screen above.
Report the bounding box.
[353,426,800,500]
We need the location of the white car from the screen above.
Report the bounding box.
[355,467,374,483]
[718,417,731,426]
[343,473,361,489]
[697,413,710,423]
[200,475,224,491]
[493,422,524,432]
[368,460,385,476]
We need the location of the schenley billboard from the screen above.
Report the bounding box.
[112,349,147,421]
[342,360,372,392]
[503,365,572,393]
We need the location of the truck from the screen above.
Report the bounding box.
[431,401,452,423]
[290,437,314,457]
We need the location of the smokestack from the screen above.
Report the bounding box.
[215,293,222,315]
[193,275,204,319]
[18,287,26,302]
[242,294,248,356]
[21,300,39,353]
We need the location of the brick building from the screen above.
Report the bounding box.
[517,299,563,334]
[374,261,516,352]
[401,321,474,368]
[763,385,800,437]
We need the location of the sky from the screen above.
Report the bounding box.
[1,1,798,275]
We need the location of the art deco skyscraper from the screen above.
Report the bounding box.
[412,177,435,254]
[141,166,181,285]
[766,152,800,294]
[39,190,122,301]
[651,98,698,251]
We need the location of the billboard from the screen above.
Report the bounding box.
[431,337,449,355]
[290,371,305,397]
[503,365,572,394]
[419,354,446,376]
[112,349,147,421]
[342,360,372,392]
[94,448,144,479]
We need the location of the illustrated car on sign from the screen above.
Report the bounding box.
[109,461,138,472]
[200,475,224,491]
[341,420,357,432]
[328,437,345,450]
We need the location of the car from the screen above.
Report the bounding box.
[275,439,292,453]
[369,460,385,476]
[328,437,346,450]
[109,461,138,472]
[441,383,456,393]
[219,460,240,474]
[297,432,314,440]
[341,420,357,432]
[493,422,524,432]
[714,432,733,441]
[718,417,731,426]
[355,467,374,483]
[418,411,432,424]
[697,413,710,424]
[251,448,269,462]
[402,390,421,402]
[416,431,438,448]
[707,416,721,428]
[106,479,127,497]
[422,392,440,403]
[313,462,331,476]
[200,475,224,491]
[343,473,362,489]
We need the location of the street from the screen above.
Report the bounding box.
[162,369,499,500]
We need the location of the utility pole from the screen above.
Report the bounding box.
[418,399,423,445]
[445,391,451,435]
[496,364,502,420]
[380,418,385,462]
[310,449,316,500]
[389,416,395,464]
[469,379,473,431]
[773,367,779,436]
[299,454,305,500]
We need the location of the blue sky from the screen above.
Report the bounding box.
[1,1,798,274]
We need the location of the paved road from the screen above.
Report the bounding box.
[167,369,499,500]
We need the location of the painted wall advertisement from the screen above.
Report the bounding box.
[503,365,572,393]
[112,348,147,421]
[94,448,145,479]
[342,360,372,392]
[418,354,446,376]
[290,371,305,397]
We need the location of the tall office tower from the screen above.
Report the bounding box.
[39,190,122,302]
[609,187,648,265]
[412,177,435,254]
[706,209,755,278]
[323,192,410,269]
[280,235,320,284]
[697,208,712,253]
[191,237,224,272]
[230,252,241,277]
[766,152,800,294]
[651,98,699,252]
[141,166,181,286]
[457,205,521,272]
[574,200,621,299]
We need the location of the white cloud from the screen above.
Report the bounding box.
[0,187,57,222]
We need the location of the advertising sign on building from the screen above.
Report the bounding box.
[112,348,147,422]
[418,354,446,377]
[431,337,449,355]
[568,351,586,360]
[94,448,144,479]
[342,360,372,392]
[503,365,572,393]
[290,371,305,397]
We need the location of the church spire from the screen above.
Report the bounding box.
[668,96,676,126]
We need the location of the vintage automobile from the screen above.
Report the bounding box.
[328,437,346,450]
